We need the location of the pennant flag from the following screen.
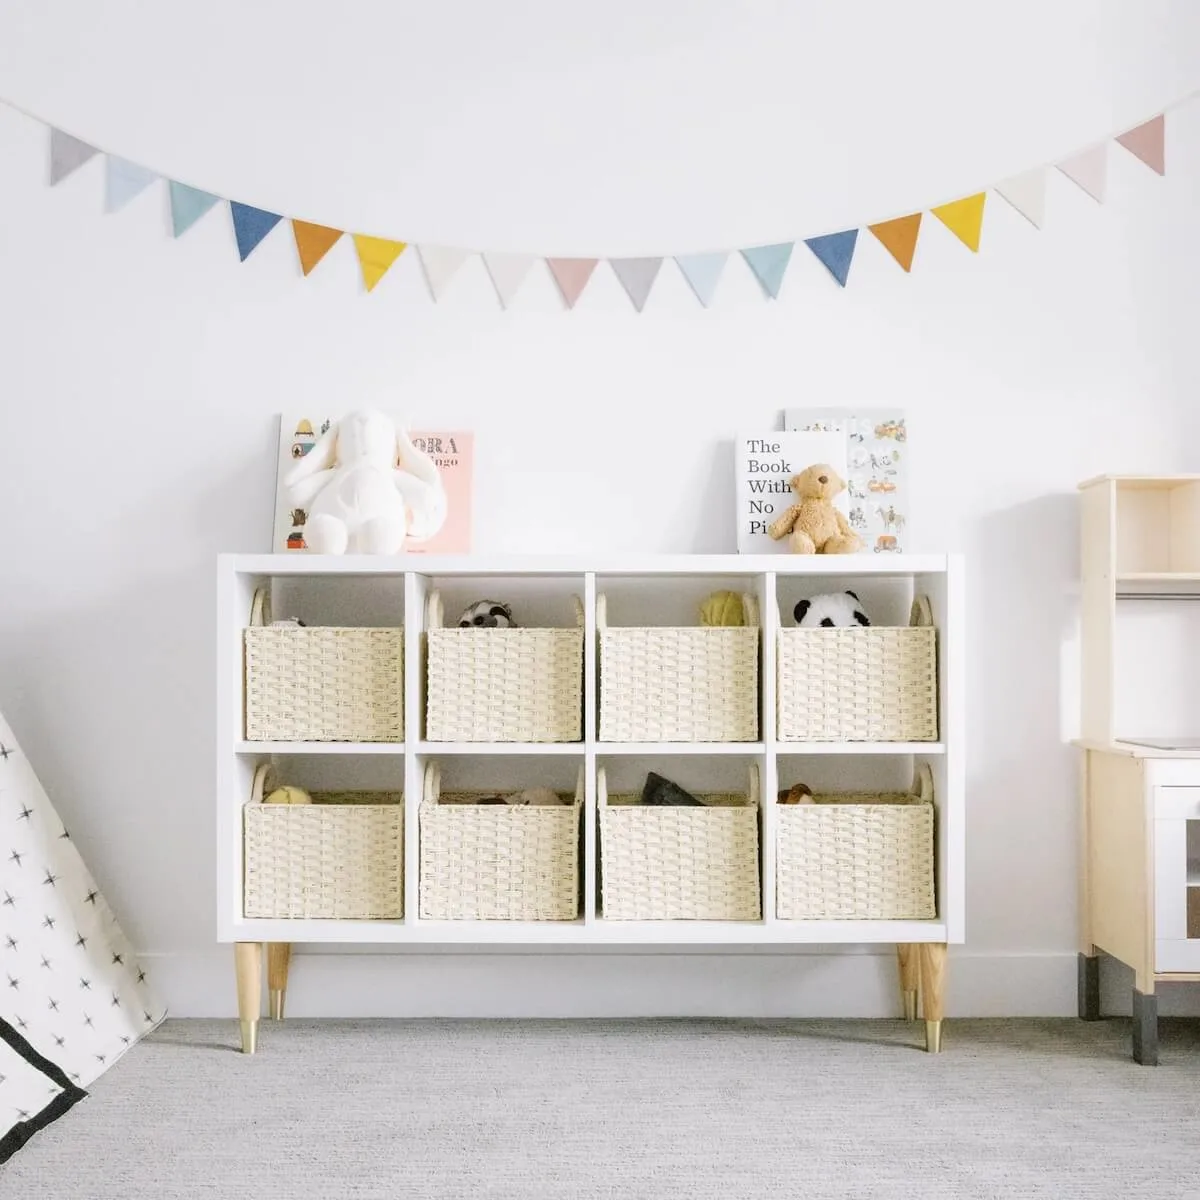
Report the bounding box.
[353,235,407,291]
[103,156,156,213]
[547,258,598,308]
[741,243,794,298]
[49,129,98,185]
[1056,145,1107,203]
[168,181,221,237]
[610,257,663,311]
[674,252,728,306]
[868,214,922,272]
[483,253,534,307]
[994,170,1047,229]
[803,230,859,287]
[931,193,986,252]
[417,245,469,300]
[230,201,283,261]
[1116,114,1165,175]
[291,220,343,276]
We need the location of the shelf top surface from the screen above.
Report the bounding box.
[221,552,953,577]
[1078,474,1200,490]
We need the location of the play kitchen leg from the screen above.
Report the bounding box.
[268,943,292,1021]
[919,943,947,1053]
[235,942,263,1055]
[897,945,920,1021]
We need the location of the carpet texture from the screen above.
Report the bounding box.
[2,1017,1199,1199]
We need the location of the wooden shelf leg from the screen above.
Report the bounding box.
[1077,952,1101,1021]
[235,942,263,1055]
[268,943,292,1021]
[918,943,947,1053]
[1131,987,1158,1066]
[897,944,919,1021]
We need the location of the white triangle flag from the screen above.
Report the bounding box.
[1056,145,1107,203]
[417,246,469,301]
[994,169,1047,229]
[483,253,535,308]
[610,258,663,311]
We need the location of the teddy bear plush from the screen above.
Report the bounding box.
[767,463,863,554]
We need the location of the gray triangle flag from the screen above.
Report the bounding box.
[50,128,99,186]
[610,257,663,311]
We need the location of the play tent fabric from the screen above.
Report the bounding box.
[0,708,166,1161]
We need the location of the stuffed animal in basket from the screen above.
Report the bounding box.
[283,409,447,554]
[793,591,871,628]
[767,463,863,555]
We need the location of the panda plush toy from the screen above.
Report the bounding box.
[793,590,871,628]
[457,600,518,628]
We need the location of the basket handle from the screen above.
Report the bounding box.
[597,765,609,806]
[747,762,760,808]
[426,590,444,630]
[912,762,935,805]
[423,760,441,803]
[250,761,276,804]
[741,592,760,628]
[571,594,585,629]
[574,763,585,805]
[249,587,271,628]
[910,595,933,627]
[595,593,608,631]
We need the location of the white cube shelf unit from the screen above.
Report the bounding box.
[218,552,965,1054]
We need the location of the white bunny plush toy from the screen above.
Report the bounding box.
[283,410,447,554]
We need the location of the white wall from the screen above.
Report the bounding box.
[2,0,1199,1018]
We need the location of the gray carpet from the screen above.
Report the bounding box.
[3,1017,1200,1199]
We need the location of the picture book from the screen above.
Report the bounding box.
[782,408,907,554]
[271,414,474,554]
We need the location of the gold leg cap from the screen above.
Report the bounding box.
[925,1019,943,1054]
[902,990,918,1021]
[240,1019,258,1055]
[269,989,285,1021]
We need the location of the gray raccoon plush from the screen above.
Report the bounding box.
[457,600,518,628]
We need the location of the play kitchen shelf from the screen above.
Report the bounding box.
[217,553,964,1055]
[1076,475,1200,1063]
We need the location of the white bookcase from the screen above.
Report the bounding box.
[217,552,965,1053]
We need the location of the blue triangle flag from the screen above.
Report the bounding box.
[230,202,283,261]
[803,230,859,287]
[740,243,794,298]
[674,253,728,306]
[169,181,221,237]
[104,156,157,213]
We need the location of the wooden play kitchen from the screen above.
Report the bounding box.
[1076,475,1200,1064]
[217,553,964,1056]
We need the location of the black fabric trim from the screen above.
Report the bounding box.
[0,1016,88,1164]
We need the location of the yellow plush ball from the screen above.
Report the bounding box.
[264,786,312,805]
[699,591,745,627]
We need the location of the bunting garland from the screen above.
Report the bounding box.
[30,99,1178,310]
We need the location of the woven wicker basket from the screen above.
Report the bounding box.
[598,765,762,920]
[776,763,936,920]
[777,595,937,743]
[419,762,583,920]
[243,763,404,919]
[424,592,584,743]
[243,588,404,743]
[598,593,760,742]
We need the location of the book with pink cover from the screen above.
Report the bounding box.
[271,414,473,554]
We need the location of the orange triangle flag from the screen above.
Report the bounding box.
[931,193,986,252]
[292,220,343,276]
[868,213,922,272]
[352,234,407,291]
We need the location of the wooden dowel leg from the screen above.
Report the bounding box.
[897,944,920,1020]
[235,942,263,1055]
[268,943,292,1021]
[918,943,948,1054]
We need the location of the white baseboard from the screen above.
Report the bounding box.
[131,946,1177,1020]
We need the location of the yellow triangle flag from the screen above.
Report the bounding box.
[868,213,922,272]
[352,234,407,291]
[292,220,343,276]
[930,193,986,252]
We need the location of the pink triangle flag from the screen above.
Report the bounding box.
[1115,114,1165,175]
[547,258,598,309]
[1056,145,1107,203]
